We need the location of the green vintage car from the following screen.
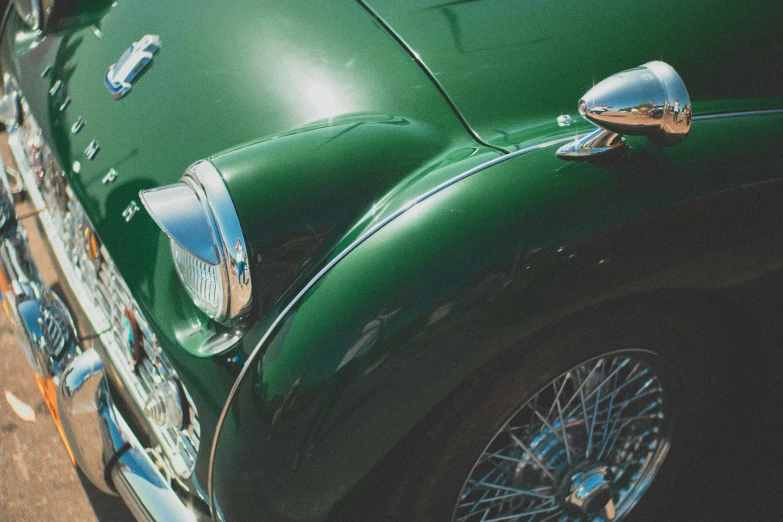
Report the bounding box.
[1,0,781,520]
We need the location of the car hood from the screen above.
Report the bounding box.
[363,0,783,151]
[2,0,476,347]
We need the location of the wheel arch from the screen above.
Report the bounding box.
[335,286,762,519]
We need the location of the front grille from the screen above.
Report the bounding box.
[68,199,202,477]
[10,95,200,480]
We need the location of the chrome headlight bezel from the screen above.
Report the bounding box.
[140,161,252,324]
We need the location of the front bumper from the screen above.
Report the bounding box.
[0,152,199,521]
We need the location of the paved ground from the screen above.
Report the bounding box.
[0,134,134,522]
[0,313,132,522]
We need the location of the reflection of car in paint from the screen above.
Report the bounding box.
[1,0,782,520]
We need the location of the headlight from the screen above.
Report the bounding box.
[140,161,252,323]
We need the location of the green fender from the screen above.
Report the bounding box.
[212,115,491,317]
[211,112,783,520]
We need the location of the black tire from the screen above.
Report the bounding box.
[345,297,743,521]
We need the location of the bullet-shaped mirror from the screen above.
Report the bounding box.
[558,61,691,160]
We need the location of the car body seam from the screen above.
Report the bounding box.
[355,0,509,156]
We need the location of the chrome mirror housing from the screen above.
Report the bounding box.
[558,61,691,160]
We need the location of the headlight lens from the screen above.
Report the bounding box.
[171,241,224,319]
[140,161,252,323]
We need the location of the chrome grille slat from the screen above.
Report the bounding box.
[180,445,194,468]
[137,320,156,344]
[142,339,157,360]
[155,361,170,381]
[138,361,156,392]
[183,433,198,453]
[141,358,161,386]
[11,109,200,479]
[95,281,114,311]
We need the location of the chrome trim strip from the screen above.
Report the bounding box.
[140,182,219,265]
[189,160,255,323]
[206,107,783,511]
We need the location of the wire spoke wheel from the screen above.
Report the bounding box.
[452,351,677,522]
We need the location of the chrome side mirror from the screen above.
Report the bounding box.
[558,61,691,160]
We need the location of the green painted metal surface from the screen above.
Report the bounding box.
[210,104,783,522]
[0,0,476,348]
[0,0,485,502]
[361,0,783,151]
[214,113,783,519]
[212,119,496,316]
[1,0,782,519]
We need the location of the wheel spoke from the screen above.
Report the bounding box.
[531,408,574,462]
[600,400,661,460]
[595,387,661,418]
[597,375,660,459]
[585,359,604,458]
[559,360,602,423]
[600,357,622,461]
[536,510,565,522]
[506,430,558,482]
[552,377,573,466]
[461,501,558,522]
[563,363,648,421]
[544,375,569,427]
[466,481,554,500]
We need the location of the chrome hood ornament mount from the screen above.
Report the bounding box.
[105,35,161,100]
[558,61,691,160]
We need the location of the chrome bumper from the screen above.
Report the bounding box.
[59,350,198,522]
[0,155,197,521]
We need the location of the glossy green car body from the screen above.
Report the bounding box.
[2,0,782,520]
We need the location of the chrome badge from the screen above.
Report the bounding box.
[105,35,161,100]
